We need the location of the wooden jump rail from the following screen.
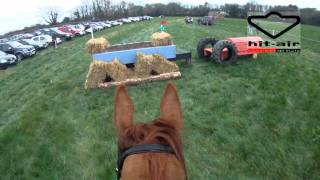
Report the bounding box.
[97,72,181,88]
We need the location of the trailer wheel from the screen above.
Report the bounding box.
[213,40,237,64]
[197,37,218,59]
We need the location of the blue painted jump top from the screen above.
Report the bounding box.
[92,44,176,64]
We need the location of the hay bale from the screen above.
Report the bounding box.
[135,54,154,77]
[86,37,110,54]
[151,32,173,46]
[85,61,107,89]
[104,59,135,81]
[85,60,134,89]
[135,54,179,78]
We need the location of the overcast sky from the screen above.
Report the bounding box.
[0,0,319,35]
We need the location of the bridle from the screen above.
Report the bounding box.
[116,144,175,180]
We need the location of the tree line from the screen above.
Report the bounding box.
[66,1,320,26]
[2,1,319,37]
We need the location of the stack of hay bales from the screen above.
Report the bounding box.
[86,37,110,54]
[85,54,179,89]
[135,54,179,78]
[151,32,173,46]
[85,60,134,89]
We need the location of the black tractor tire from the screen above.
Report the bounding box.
[212,40,237,64]
[197,37,218,59]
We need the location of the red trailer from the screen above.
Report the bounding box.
[197,36,276,64]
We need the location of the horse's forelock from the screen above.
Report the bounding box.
[118,119,186,175]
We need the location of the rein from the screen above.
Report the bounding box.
[116,144,175,180]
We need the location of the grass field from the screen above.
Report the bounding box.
[250,19,301,44]
[1,17,320,179]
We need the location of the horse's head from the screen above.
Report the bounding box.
[114,82,186,180]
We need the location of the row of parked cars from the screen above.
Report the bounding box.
[0,16,153,70]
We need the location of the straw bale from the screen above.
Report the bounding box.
[85,59,134,89]
[151,32,173,46]
[135,54,179,77]
[86,37,110,54]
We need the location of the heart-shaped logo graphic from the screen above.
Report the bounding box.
[247,12,300,39]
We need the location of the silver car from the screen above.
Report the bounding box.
[0,51,17,69]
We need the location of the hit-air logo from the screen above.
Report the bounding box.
[247,12,300,39]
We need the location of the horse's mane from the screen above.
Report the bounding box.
[118,118,186,179]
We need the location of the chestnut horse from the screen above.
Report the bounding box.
[114,82,186,180]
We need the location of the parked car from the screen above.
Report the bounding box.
[94,22,106,29]
[0,51,17,69]
[22,33,34,39]
[94,23,104,30]
[58,26,75,36]
[99,22,112,28]
[0,41,36,61]
[39,29,72,41]
[143,16,153,20]
[128,17,139,22]
[72,24,86,31]
[185,16,193,24]
[32,35,61,46]
[8,34,24,41]
[32,31,42,36]
[85,27,94,33]
[51,28,74,39]
[108,20,123,26]
[82,22,91,28]
[67,25,86,36]
[197,16,214,26]
[89,23,103,31]
[58,25,85,36]
[120,18,132,23]
[0,38,8,43]
[94,22,104,29]
[19,39,48,50]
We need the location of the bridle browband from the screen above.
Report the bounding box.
[116,144,175,180]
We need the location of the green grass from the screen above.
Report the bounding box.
[251,19,300,44]
[1,17,320,179]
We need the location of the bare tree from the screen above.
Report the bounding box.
[42,7,60,25]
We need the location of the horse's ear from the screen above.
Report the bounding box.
[160,82,183,131]
[114,85,134,133]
